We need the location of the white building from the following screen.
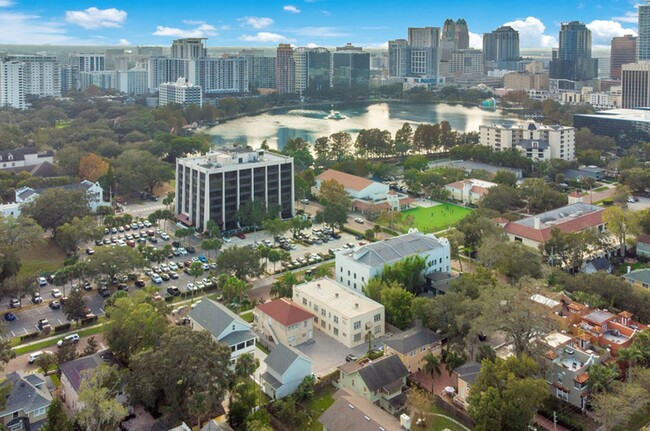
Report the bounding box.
[0,147,53,171]
[117,67,148,95]
[70,53,105,72]
[293,278,385,348]
[80,71,117,91]
[335,232,451,293]
[0,60,25,109]
[176,149,294,231]
[444,178,497,205]
[159,78,202,107]
[189,57,249,94]
[15,180,108,213]
[5,55,60,98]
[479,123,575,161]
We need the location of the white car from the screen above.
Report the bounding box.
[56,333,79,347]
[28,350,52,364]
[178,248,188,256]
[160,264,170,273]
[186,283,196,292]
[222,237,232,243]
[51,289,62,298]
[160,232,170,240]
[354,217,365,224]
[143,220,152,228]
[151,274,163,284]
[37,277,47,287]
[168,262,179,271]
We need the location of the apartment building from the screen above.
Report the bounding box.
[254,298,316,347]
[479,123,575,161]
[292,278,385,348]
[159,78,202,107]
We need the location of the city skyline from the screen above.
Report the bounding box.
[0,0,642,49]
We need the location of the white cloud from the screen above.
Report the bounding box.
[283,5,301,13]
[182,19,205,25]
[613,10,638,24]
[289,26,349,38]
[239,16,273,29]
[0,11,74,44]
[118,38,130,46]
[65,7,127,29]
[587,20,637,45]
[153,23,217,38]
[219,25,231,31]
[503,16,556,48]
[0,1,13,7]
[239,32,294,43]
[306,42,318,48]
[321,10,331,16]
[469,32,482,49]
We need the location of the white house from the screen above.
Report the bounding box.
[260,343,312,400]
[15,180,109,213]
[444,178,497,205]
[335,231,450,293]
[188,298,257,366]
[0,147,53,172]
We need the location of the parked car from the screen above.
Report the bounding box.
[37,318,52,331]
[49,300,61,309]
[186,246,196,254]
[98,287,111,298]
[167,286,181,297]
[83,282,93,291]
[32,292,43,304]
[37,277,47,287]
[56,333,80,347]
[28,350,52,364]
[117,283,128,291]
[354,218,364,224]
[135,279,146,288]
[9,298,20,308]
[169,271,179,280]
[345,354,358,362]
[4,312,16,321]
[160,232,170,240]
[151,274,163,284]
[51,289,62,298]
[236,232,246,239]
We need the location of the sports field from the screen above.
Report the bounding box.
[401,202,472,233]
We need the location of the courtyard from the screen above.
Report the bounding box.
[401,202,473,233]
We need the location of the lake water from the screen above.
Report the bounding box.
[206,101,521,150]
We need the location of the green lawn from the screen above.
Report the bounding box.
[426,415,468,431]
[401,203,473,233]
[18,238,66,277]
[307,385,336,431]
[12,322,105,355]
[240,312,254,323]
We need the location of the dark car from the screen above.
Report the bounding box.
[98,287,111,298]
[148,237,158,244]
[4,312,16,321]
[236,232,246,239]
[135,279,146,288]
[186,246,196,254]
[172,241,181,248]
[167,286,181,297]
[117,283,128,291]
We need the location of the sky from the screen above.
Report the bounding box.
[0,0,643,49]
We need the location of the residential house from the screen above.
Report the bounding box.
[383,327,444,373]
[575,309,645,356]
[563,166,606,181]
[452,361,482,410]
[188,298,257,366]
[544,332,610,410]
[254,298,315,347]
[0,372,52,430]
[335,231,451,293]
[260,343,312,400]
[580,256,612,274]
[504,203,605,249]
[337,354,409,414]
[622,268,650,288]
[425,271,460,295]
[636,233,650,259]
[444,178,497,205]
[15,180,109,213]
[319,389,404,431]
[0,147,54,172]
[200,420,234,431]
[312,169,414,215]
[59,350,122,411]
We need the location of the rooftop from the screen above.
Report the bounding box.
[531,294,561,309]
[264,343,311,377]
[517,139,550,150]
[318,389,402,431]
[445,178,497,190]
[343,355,409,392]
[623,268,650,285]
[583,309,616,325]
[0,372,51,418]
[256,298,315,327]
[293,278,383,317]
[316,169,375,192]
[453,361,482,385]
[59,350,119,392]
[341,232,449,268]
[383,327,443,355]
[178,149,291,171]
[575,108,650,122]
[188,298,252,342]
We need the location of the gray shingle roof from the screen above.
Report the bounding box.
[59,350,119,392]
[350,232,445,267]
[355,355,408,392]
[318,389,402,431]
[383,327,443,355]
[453,361,482,384]
[264,343,309,377]
[188,299,249,341]
[623,268,650,285]
[0,372,52,418]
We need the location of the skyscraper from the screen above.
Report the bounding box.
[407,27,441,78]
[549,21,598,82]
[0,60,25,110]
[622,63,650,108]
[639,1,650,61]
[70,54,105,72]
[611,35,637,80]
[388,39,409,78]
[440,19,469,61]
[276,44,294,94]
[239,49,276,90]
[5,55,60,97]
[332,43,370,90]
[171,38,207,59]
[293,47,309,94]
[483,26,520,68]
[307,48,331,94]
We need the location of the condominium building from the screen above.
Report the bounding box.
[147,57,190,92]
[549,21,598,82]
[159,78,202,107]
[483,26,520,69]
[117,68,148,95]
[5,55,60,98]
[611,35,637,80]
[479,123,575,161]
[175,149,294,231]
[60,65,79,94]
[622,62,650,108]
[189,56,249,94]
[407,27,441,79]
[171,38,207,59]
[0,60,25,110]
[639,1,650,61]
[332,44,370,90]
[388,39,409,78]
[450,49,484,78]
[293,47,309,94]
[70,53,105,72]
[239,49,276,90]
[79,71,117,91]
[335,232,451,294]
[503,71,549,90]
[292,278,385,348]
[276,44,294,94]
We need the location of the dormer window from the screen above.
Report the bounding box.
[7,154,12,160]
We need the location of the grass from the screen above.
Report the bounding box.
[307,385,336,431]
[12,322,105,355]
[400,202,473,233]
[425,415,468,431]
[18,238,66,277]
[256,344,270,355]
[50,373,61,387]
[240,312,254,323]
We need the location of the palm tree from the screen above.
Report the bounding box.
[422,353,441,392]
[314,264,333,278]
[588,363,620,394]
[444,350,465,377]
[235,353,259,380]
[619,346,644,382]
[270,272,299,298]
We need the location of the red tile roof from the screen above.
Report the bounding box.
[256,298,315,327]
[504,210,603,243]
[316,169,375,192]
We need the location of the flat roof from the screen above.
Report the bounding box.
[575,108,650,122]
[293,278,383,317]
[515,203,603,229]
[178,149,291,171]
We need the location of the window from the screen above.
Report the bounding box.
[354,333,361,342]
[354,321,361,330]
[374,325,381,334]
[321,320,326,328]
[374,314,381,322]
[557,372,564,384]
[321,308,326,317]
[556,388,569,402]
[32,406,47,417]
[354,273,356,279]
[246,339,254,347]
[340,266,342,272]
[333,316,338,324]
[354,283,356,290]
[334,328,339,336]
[574,381,582,390]
[348,280,350,286]
[302,298,307,305]
[314,305,319,312]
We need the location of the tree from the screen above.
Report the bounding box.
[445,229,465,272]
[456,210,502,252]
[379,285,414,330]
[235,352,259,379]
[22,188,90,234]
[519,178,567,213]
[380,255,426,295]
[270,272,299,298]
[422,353,441,391]
[403,155,429,171]
[319,179,351,209]
[321,204,348,230]
[262,218,288,246]
[55,215,103,255]
[479,185,522,213]
[444,350,465,376]
[78,153,109,181]
[329,131,352,162]
[188,261,204,301]
[114,149,174,193]
[267,249,282,272]
[41,398,72,431]
[288,216,312,238]
[125,326,233,425]
[394,122,413,157]
[87,247,143,283]
[539,228,601,271]
[76,364,128,431]
[588,363,620,394]
[216,246,262,279]
[56,342,77,366]
[220,275,249,303]
[35,352,56,375]
[294,375,316,403]
[603,206,640,257]
[591,381,649,430]
[613,184,632,208]
[64,288,88,322]
[237,200,270,230]
[174,227,195,246]
[84,336,99,356]
[478,237,542,282]
[201,238,222,259]
[468,355,549,431]
[493,170,517,187]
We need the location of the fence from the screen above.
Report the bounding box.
[433,394,475,429]
[314,370,337,392]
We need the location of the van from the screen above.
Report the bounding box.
[28,350,52,364]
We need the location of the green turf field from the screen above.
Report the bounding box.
[401,202,473,233]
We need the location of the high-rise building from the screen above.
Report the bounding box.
[60,65,79,94]
[175,149,294,231]
[239,49,276,90]
[188,57,249,94]
[80,71,117,91]
[480,123,575,161]
[622,63,650,108]
[549,21,598,82]
[332,43,370,90]
[70,53,105,72]
[147,57,191,92]
[159,78,202,107]
[5,55,60,97]
[0,60,25,110]
[483,26,520,69]
[293,47,309,94]
[450,49,484,78]
[104,48,125,70]
[407,27,440,79]
[171,38,207,59]
[639,1,650,61]
[440,19,469,61]
[307,47,331,94]
[611,35,637,80]
[117,67,148,95]
[388,39,409,78]
[276,44,294,94]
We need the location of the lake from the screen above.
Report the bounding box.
[206,101,521,150]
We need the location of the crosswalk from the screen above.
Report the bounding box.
[126,204,167,214]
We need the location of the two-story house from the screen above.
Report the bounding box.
[0,372,52,430]
[59,350,122,411]
[260,343,313,400]
[254,298,315,347]
[575,309,645,356]
[383,327,443,373]
[452,361,482,410]
[188,299,257,366]
[319,389,403,431]
[337,354,409,414]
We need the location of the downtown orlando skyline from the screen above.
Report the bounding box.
[0,0,643,49]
